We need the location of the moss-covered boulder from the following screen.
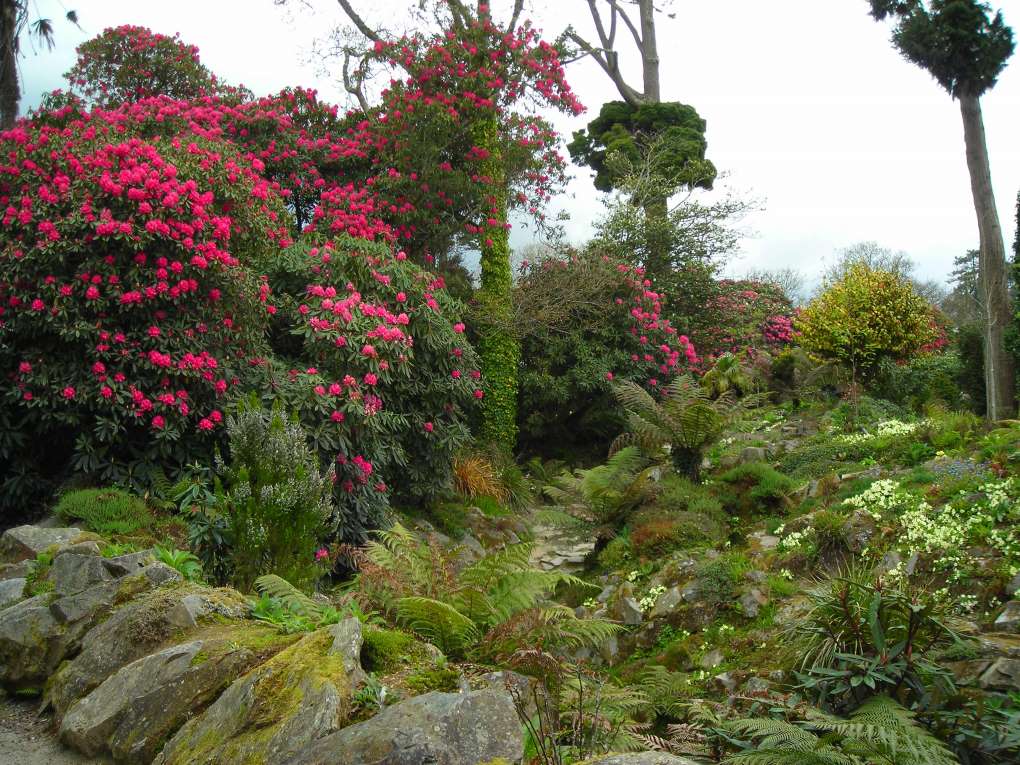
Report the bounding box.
[154,628,352,765]
[46,583,248,717]
[0,526,83,564]
[289,686,522,765]
[59,623,296,764]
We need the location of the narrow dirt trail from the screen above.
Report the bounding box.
[0,697,110,764]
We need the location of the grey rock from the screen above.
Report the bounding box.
[0,595,63,688]
[700,649,724,669]
[740,447,768,464]
[155,629,351,765]
[102,550,155,576]
[712,671,738,694]
[994,601,1020,633]
[745,570,767,584]
[47,582,233,718]
[0,577,26,610]
[581,755,700,765]
[599,635,620,664]
[328,617,366,685]
[739,589,768,619]
[0,525,83,563]
[650,586,683,618]
[51,554,117,597]
[743,676,771,694]
[978,658,1020,692]
[290,687,523,765]
[613,596,643,626]
[54,541,102,557]
[49,579,124,624]
[0,561,32,580]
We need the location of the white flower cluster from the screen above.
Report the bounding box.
[640,585,667,612]
[836,419,926,445]
[843,479,914,520]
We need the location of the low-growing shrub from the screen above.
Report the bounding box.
[54,487,153,535]
[630,510,726,557]
[718,462,796,515]
[870,353,964,412]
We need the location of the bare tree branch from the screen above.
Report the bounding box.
[336,0,383,42]
[606,0,643,52]
[506,0,525,34]
[342,49,370,111]
[565,27,640,105]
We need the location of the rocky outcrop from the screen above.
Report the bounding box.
[59,624,292,764]
[154,629,352,765]
[46,582,247,717]
[289,686,522,765]
[0,526,84,563]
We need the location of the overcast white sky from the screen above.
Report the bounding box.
[17,0,1020,290]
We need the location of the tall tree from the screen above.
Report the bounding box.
[868,0,1015,419]
[566,1,714,280]
[0,2,77,127]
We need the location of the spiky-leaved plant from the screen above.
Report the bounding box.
[612,376,744,480]
[724,695,957,765]
[356,523,620,659]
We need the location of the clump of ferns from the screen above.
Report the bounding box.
[354,523,621,660]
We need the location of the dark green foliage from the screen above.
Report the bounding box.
[869,0,1015,98]
[54,487,153,535]
[567,100,716,194]
[544,447,651,529]
[869,352,965,411]
[692,553,749,608]
[724,694,958,765]
[793,567,959,713]
[718,462,796,515]
[217,397,335,590]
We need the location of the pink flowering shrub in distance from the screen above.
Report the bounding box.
[0,117,287,504]
[691,279,797,361]
[515,250,697,460]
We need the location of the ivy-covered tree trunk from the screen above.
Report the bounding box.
[474,114,519,449]
[0,0,19,129]
[960,92,1015,420]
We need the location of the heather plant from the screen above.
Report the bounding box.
[53,487,153,536]
[216,397,336,590]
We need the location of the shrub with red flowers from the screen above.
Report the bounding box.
[514,250,697,460]
[0,117,289,508]
[689,279,797,360]
[261,234,481,539]
[65,25,225,108]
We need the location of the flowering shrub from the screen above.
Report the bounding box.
[216,398,336,589]
[0,116,287,509]
[66,25,225,108]
[514,251,697,459]
[689,279,796,360]
[265,234,482,534]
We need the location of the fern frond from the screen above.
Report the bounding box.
[394,596,479,654]
[726,718,822,751]
[254,574,322,621]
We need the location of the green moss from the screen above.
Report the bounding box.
[188,622,300,668]
[405,666,460,694]
[362,626,420,673]
[55,487,154,535]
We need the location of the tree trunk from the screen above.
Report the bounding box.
[637,0,659,102]
[959,93,1015,420]
[641,194,669,280]
[0,0,19,129]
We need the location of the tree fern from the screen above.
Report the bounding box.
[543,446,651,527]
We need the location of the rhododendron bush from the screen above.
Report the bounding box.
[514,251,697,460]
[0,100,480,529]
[0,118,286,503]
[689,279,797,361]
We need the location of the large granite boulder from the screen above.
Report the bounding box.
[0,525,83,563]
[154,629,352,765]
[289,686,522,765]
[0,577,26,610]
[994,601,1020,633]
[46,582,245,717]
[60,624,294,764]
